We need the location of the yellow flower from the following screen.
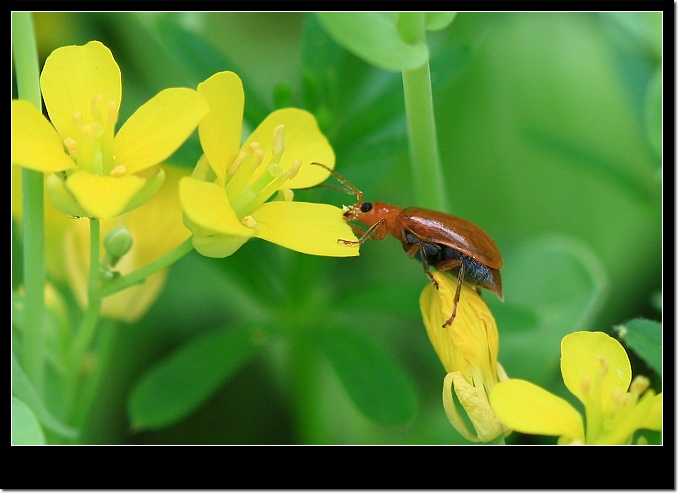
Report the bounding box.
[178,71,359,258]
[490,331,662,444]
[63,165,192,322]
[420,271,509,442]
[11,40,208,219]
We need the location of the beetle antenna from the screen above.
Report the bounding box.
[311,162,363,203]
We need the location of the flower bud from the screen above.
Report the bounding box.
[104,227,133,258]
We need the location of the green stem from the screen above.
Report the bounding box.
[13,12,47,393]
[72,220,103,360]
[63,219,102,426]
[400,14,448,211]
[98,237,194,298]
[73,319,117,443]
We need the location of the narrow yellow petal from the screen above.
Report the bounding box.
[421,281,465,374]
[442,372,480,442]
[40,40,121,139]
[561,331,631,406]
[178,177,254,236]
[66,171,145,219]
[490,379,585,441]
[197,71,244,185]
[12,100,77,172]
[421,273,499,386]
[114,88,209,174]
[249,201,359,257]
[450,372,504,442]
[243,108,335,189]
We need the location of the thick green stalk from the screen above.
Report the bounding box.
[13,12,46,393]
[399,13,449,211]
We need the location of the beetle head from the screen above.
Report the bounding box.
[342,201,372,221]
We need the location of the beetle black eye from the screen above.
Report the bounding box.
[361,203,372,213]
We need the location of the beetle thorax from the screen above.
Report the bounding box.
[343,201,402,238]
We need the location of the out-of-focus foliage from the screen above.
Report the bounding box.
[14,12,662,445]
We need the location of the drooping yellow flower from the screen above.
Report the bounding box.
[63,165,192,322]
[178,71,359,258]
[490,331,662,444]
[11,40,208,219]
[420,271,509,442]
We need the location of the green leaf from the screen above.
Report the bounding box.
[614,318,662,377]
[128,326,261,430]
[12,354,78,438]
[315,12,428,71]
[425,12,456,32]
[12,397,45,445]
[523,126,659,208]
[509,235,608,333]
[310,328,418,426]
[499,235,608,387]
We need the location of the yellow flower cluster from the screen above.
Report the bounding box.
[178,71,358,259]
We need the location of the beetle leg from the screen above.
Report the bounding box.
[338,219,386,246]
[404,242,438,288]
[443,260,465,327]
[430,258,465,327]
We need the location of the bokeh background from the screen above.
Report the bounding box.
[14,12,662,444]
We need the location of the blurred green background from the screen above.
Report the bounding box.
[15,12,662,444]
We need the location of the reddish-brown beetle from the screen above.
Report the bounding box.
[313,162,503,327]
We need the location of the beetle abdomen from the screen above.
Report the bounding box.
[406,233,502,296]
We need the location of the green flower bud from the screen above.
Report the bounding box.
[104,227,133,259]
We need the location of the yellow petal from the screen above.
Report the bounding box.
[421,273,499,387]
[454,376,504,443]
[123,164,192,260]
[40,40,121,139]
[445,372,504,442]
[490,379,585,442]
[244,108,335,189]
[597,388,661,444]
[421,280,465,374]
[641,393,662,431]
[442,372,480,442]
[45,173,90,218]
[64,164,191,321]
[114,88,209,174]
[561,331,631,409]
[104,165,190,320]
[12,100,77,172]
[65,171,145,219]
[249,201,359,257]
[178,177,254,236]
[197,71,244,185]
